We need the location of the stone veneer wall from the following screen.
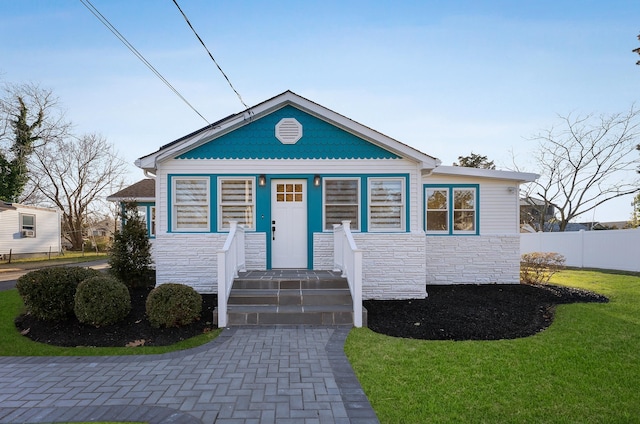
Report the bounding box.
[154,233,266,294]
[314,232,427,300]
[424,234,520,285]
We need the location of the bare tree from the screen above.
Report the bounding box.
[523,107,640,231]
[0,82,70,202]
[30,133,128,250]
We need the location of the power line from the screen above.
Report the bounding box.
[171,0,250,111]
[78,0,210,124]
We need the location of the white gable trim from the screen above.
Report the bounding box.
[136,91,441,172]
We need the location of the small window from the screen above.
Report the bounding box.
[172,177,209,231]
[324,178,360,230]
[425,186,478,235]
[453,188,476,232]
[150,206,156,236]
[219,178,255,230]
[426,188,448,232]
[20,214,36,237]
[368,178,404,231]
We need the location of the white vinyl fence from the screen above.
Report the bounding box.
[521,229,640,272]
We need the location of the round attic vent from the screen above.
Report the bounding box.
[275,118,303,144]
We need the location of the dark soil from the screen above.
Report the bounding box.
[365,284,608,340]
[14,283,609,346]
[14,288,218,347]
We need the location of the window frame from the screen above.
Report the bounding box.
[424,184,479,235]
[171,177,210,232]
[20,213,36,237]
[150,206,156,237]
[322,177,361,231]
[217,177,256,231]
[367,177,405,232]
[425,187,450,234]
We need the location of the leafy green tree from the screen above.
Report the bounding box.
[0,97,43,201]
[109,201,154,289]
[453,152,496,169]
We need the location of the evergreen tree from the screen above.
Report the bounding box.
[453,152,496,169]
[0,97,43,202]
[109,202,154,289]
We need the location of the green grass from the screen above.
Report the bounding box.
[0,289,220,356]
[0,252,108,269]
[345,270,640,423]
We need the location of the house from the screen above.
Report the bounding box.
[107,179,156,238]
[520,196,555,231]
[0,202,61,260]
[116,91,537,303]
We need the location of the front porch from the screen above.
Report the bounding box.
[217,269,367,326]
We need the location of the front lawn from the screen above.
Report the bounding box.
[345,270,640,423]
[0,289,220,356]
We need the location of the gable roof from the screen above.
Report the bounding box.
[106,179,155,202]
[136,90,441,171]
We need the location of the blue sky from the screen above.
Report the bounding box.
[1,1,639,221]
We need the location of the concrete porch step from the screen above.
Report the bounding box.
[228,288,353,306]
[222,270,365,327]
[226,304,355,326]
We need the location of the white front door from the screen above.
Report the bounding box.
[271,179,307,268]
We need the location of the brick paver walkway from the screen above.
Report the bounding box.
[0,326,378,423]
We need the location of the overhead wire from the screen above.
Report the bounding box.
[78,0,211,124]
[171,0,251,113]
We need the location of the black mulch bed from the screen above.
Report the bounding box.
[14,283,609,346]
[14,288,218,347]
[365,284,609,341]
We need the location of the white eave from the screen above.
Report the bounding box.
[136,91,441,172]
[431,165,539,183]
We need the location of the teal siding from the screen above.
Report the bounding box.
[177,106,400,160]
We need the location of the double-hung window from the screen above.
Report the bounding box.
[324,178,360,230]
[368,178,405,231]
[218,177,255,230]
[172,177,209,231]
[425,185,478,234]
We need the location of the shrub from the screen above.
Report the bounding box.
[74,275,131,326]
[520,252,566,285]
[109,201,154,289]
[146,283,202,328]
[16,267,100,321]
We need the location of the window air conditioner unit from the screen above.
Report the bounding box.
[22,230,35,238]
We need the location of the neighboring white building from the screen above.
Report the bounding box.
[114,91,538,299]
[0,202,61,259]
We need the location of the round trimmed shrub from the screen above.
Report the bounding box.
[16,267,101,321]
[74,275,131,326]
[146,283,202,328]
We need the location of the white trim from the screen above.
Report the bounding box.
[432,165,538,182]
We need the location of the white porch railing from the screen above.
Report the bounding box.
[333,221,363,327]
[217,221,246,327]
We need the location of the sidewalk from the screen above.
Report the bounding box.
[0,326,379,424]
[0,259,109,290]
